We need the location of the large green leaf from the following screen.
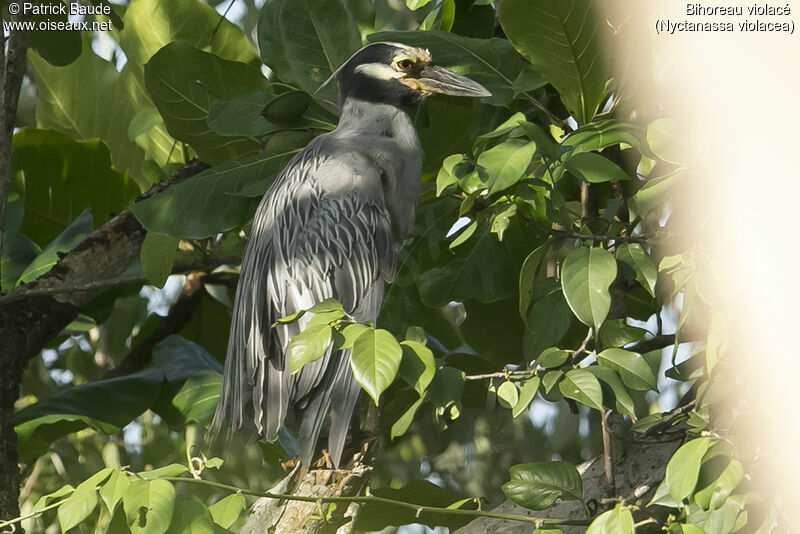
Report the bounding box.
[559,369,604,412]
[561,120,649,157]
[123,479,175,534]
[499,0,608,123]
[477,139,537,195]
[501,461,582,510]
[172,371,222,426]
[351,329,403,405]
[131,150,297,239]
[29,49,148,188]
[561,246,617,331]
[144,41,267,164]
[117,0,259,172]
[208,494,247,529]
[11,129,140,247]
[369,30,538,107]
[665,438,712,502]
[258,0,374,102]
[523,283,573,362]
[588,366,635,417]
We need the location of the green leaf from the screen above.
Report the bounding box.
[132,150,297,239]
[523,285,573,362]
[289,325,333,375]
[647,118,683,164]
[477,139,536,195]
[209,493,246,529]
[262,91,313,124]
[536,348,570,369]
[172,371,222,425]
[518,245,548,318]
[32,485,75,514]
[436,154,470,196]
[16,209,93,286]
[399,341,436,396]
[100,470,131,514]
[27,3,82,67]
[616,243,658,297]
[598,319,648,348]
[339,323,371,349]
[369,30,534,107]
[449,220,478,249]
[491,204,518,241]
[477,112,527,141]
[171,500,215,534]
[350,329,403,405]
[11,129,139,247]
[561,247,617,331]
[564,152,629,183]
[512,376,540,418]
[29,49,149,187]
[58,468,113,532]
[694,459,743,510]
[258,0,373,101]
[665,437,712,502]
[541,370,563,394]
[137,463,189,480]
[140,232,179,288]
[123,479,175,534]
[499,0,607,123]
[588,366,636,417]
[562,120,648,157]
[497,380,520,409]
[390,395,425,440]
[207,91,273,137]
[501,461,582,510]
[144,41,266,163]
[559,369,604,412]
[407,0,433,9]
[597,348,657,391]
[586,504,635,534]
[405,326,427,345]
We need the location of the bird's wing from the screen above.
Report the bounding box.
[212,144,395,466]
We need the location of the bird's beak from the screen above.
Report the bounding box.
[415,66,491,98]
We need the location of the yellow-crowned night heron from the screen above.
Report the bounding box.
[211,42,490,467]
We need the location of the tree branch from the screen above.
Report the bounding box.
[102,272,207,379]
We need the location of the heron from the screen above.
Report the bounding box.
[211,42,490,468]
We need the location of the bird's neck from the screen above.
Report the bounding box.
[336,97,418,146]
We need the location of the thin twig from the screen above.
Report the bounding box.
[601,411,615,491]
[464,369,535,381]
[570,328,594,364]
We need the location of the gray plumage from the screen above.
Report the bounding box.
[211,42,489,467]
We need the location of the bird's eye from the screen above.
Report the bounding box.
[396,59,414,72]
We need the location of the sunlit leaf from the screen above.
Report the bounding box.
[501,461,582,510]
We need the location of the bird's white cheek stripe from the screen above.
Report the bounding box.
[354,62,405,80]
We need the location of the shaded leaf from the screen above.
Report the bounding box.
[616,243,658,297]
[512,376,540,418]
[564,152,629,183]
[140,232,179,288]
[399,341,436,396]
[477,139,536,195]
[501,461,582,510]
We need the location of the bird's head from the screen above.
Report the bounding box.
[331,42,491,108]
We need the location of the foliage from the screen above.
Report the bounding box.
[2,0,782,533]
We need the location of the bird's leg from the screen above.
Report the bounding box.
[314,449,333,470]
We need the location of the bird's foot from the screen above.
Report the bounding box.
[314,449,333,470]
